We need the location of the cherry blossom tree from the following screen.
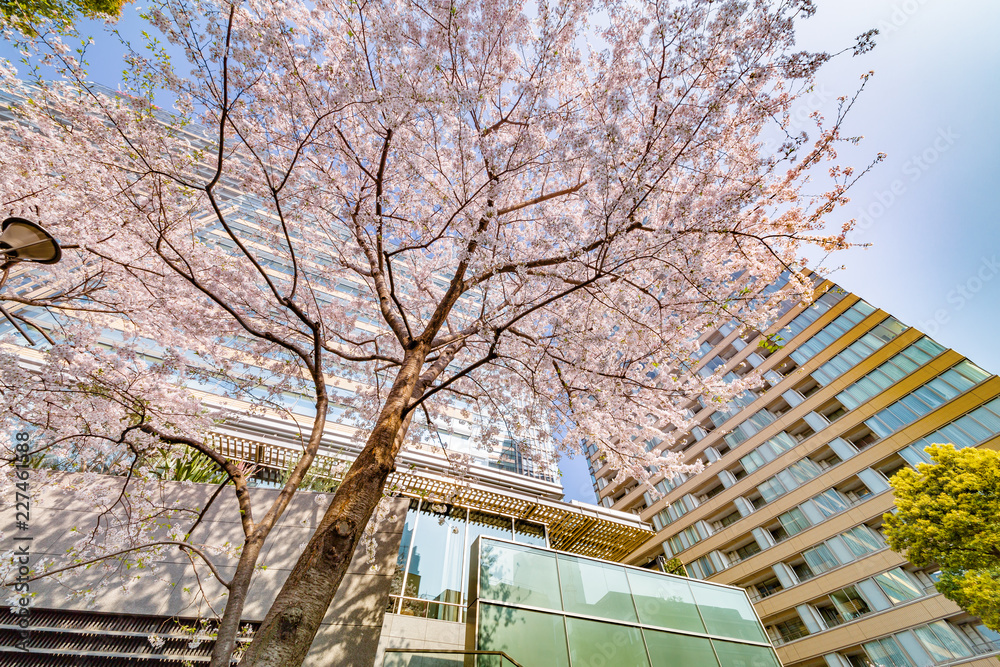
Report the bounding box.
[0,0,878,664]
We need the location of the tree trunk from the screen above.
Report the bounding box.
[208,532,267,666]
[239,347,428,666]
[207,392,331,667]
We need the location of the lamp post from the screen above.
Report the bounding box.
[0,217,64,345]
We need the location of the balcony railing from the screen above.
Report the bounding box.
[970,639,1000,656]
[767,625,810,646]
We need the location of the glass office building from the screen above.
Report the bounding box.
[383,535,781,667]
[470,537,780,667]
[588,277,1000,667]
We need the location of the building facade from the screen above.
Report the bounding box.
[589,277,1000,667]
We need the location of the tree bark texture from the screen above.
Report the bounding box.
[240,347,428,666]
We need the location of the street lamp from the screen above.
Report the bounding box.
[0,217,64,345]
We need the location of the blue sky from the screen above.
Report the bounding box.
[2,0,997,505]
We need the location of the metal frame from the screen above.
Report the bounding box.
[383,648,525,667]
[468,535,783,666]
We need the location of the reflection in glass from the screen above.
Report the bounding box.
[514,519,546,546]
[565,617,650,667]
[712,640,782,667]
[688,581,768,643]
[913,621,972,661]
[558,555,637,622]
[404,504,466,620]
[644,629,719,667]
[626,569,706,634]
[862,637,912,667]
[830,586,871,620]
[391,500,420,598]
[873,569,922,605]
[478,540,562,611]
[478,603,569,667]
[464,511,515,602]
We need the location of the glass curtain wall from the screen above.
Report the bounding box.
[390,500,548,621]
[472,537,779,667]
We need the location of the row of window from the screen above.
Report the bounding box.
[756,452,841,503]
[730,336,943,490]
[673,468,887,571]
[771,288,848,346]
[899,395,1000,465]
[791,525,886,586]
[788,299,880,366]
[840,619,983,666]
[810,316,908,386]
[769,566,928,644]
[728,334,940,463]
[865,359,991,437]
[836,337,949,410]
[700,288,849,434]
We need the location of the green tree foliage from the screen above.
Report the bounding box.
[884,444,1000,630]
[1,0,125,36]
[663,557,688,578]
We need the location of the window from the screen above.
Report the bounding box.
[558,555,637,622]
[730,541,761,562]
[714,510,742,530]
[751,578,783,600]
[758,477,786,503]
[768,431,798,453]
[862,637,913,667]
[767,617,809,644]
[741,449,767,474]
[913,622,973,662]
[813,489,850,517]
[873,569,923,604]
[402,504,467,612]
[690,554,717,578]
[791,561,815,582]
[802,543,840,574]
[841,525,883,557]
[778,508,811,537]
[788,458,823,484]
[830,585,871,620]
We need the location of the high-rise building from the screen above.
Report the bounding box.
[589,276,1000,667]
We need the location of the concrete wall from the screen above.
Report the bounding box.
[374,615,467,667]
[7,471,406,666]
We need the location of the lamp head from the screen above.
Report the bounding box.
[0,217,62,265]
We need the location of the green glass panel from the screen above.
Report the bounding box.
[625,569,706,634]
[689,581,768,643]
[565,617,650,667]
[478,603,569,667]
[478,539,562,611]
[643,629,719,667]
[464,513,515,603]
[558,555,637,622]
[712,640,781,667]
